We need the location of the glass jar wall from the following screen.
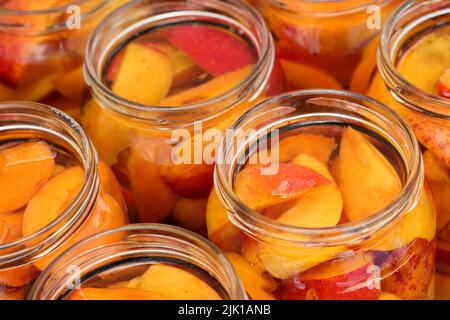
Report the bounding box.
[0,102,127,300]
[207,90,436,300]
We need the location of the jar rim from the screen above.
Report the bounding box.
[28,223,248,300]
[378,0,450,119]
[84,0,274,123]
[215,89,423,246]
[0,101,99,267]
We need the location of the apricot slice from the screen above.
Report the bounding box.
[235,163,331,211]
[225,252,277,300]
[277,253,380,300]
[22,166,84,236]
[112,42,173,105]
[276,134,337,164]
[173,198,207,231]
[166,25,256,76]
[128,264,221,300]
[339,127,402,221]
[349,35,379,94]
[34,193,127,270]
[423,150,450,232]
[68,287,166,300]
[380,238,435,300]
[206,189,242,252]
[279,59,342,90]
[161,65,252,106]
[126,143,176,223]
[98,160,126,211]
[409,114,450,168]
[0,210,39,287]
[54,66,85,101]
[372,185,436,251]
[0,141,55,212]
[267,154,342,228]
[438,68,450,98]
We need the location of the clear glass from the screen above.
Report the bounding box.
[368,0,450,274]
[81,0,274,231]
[0,102,127,300]
[208,90,435,300]
[0,0,127,122]
[253,0,401,89]
[28,224,247,300]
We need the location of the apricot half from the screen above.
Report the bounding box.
[0,141,55,212]
[128,264,221,300]
[338,127,402,221]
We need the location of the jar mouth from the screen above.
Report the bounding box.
[215,89,423,246]
[269,0,393,16]
[0,102,99,267]
[28,224,247,300]
[378,0,450,119]
[84,0,274,124]
[0,0,108,34]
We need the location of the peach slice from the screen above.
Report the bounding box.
[166,25,256,76]
[173,198,207,231]
[277,253,380,300]
[279,59,343,90]
[267,154,342,228]
[423,150,450,232]
[276,134,337,164]
[54,66,85,102]
[22,166,84,236]
[112,42,173,105]
[225,252,277,300]
[438,68,450,98]
[161,65,252,106]
[0,286,27,300]
[0,141,55,212]
[339,127,402,221]
[68,287,166,300]
[397,26,450,97]
[126,143,176,223]
[145,41,203,88]
[206,189,242,252]
[409,114,450,168]
[371,185,436,251]
[437,239,450,265]
[235,163,331,211]
[380,238,435,300]
[257,243,347,280]
[349,35,379,94]
[0,75,57,101]
[128,264,221,300]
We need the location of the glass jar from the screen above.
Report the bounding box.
[254,0,401,89]
[28,224,247,300]
[82,0,274,231]
[367,0,450,274]
[0,0,128,121]
[208,90,436,300]
[0,101,127,300]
